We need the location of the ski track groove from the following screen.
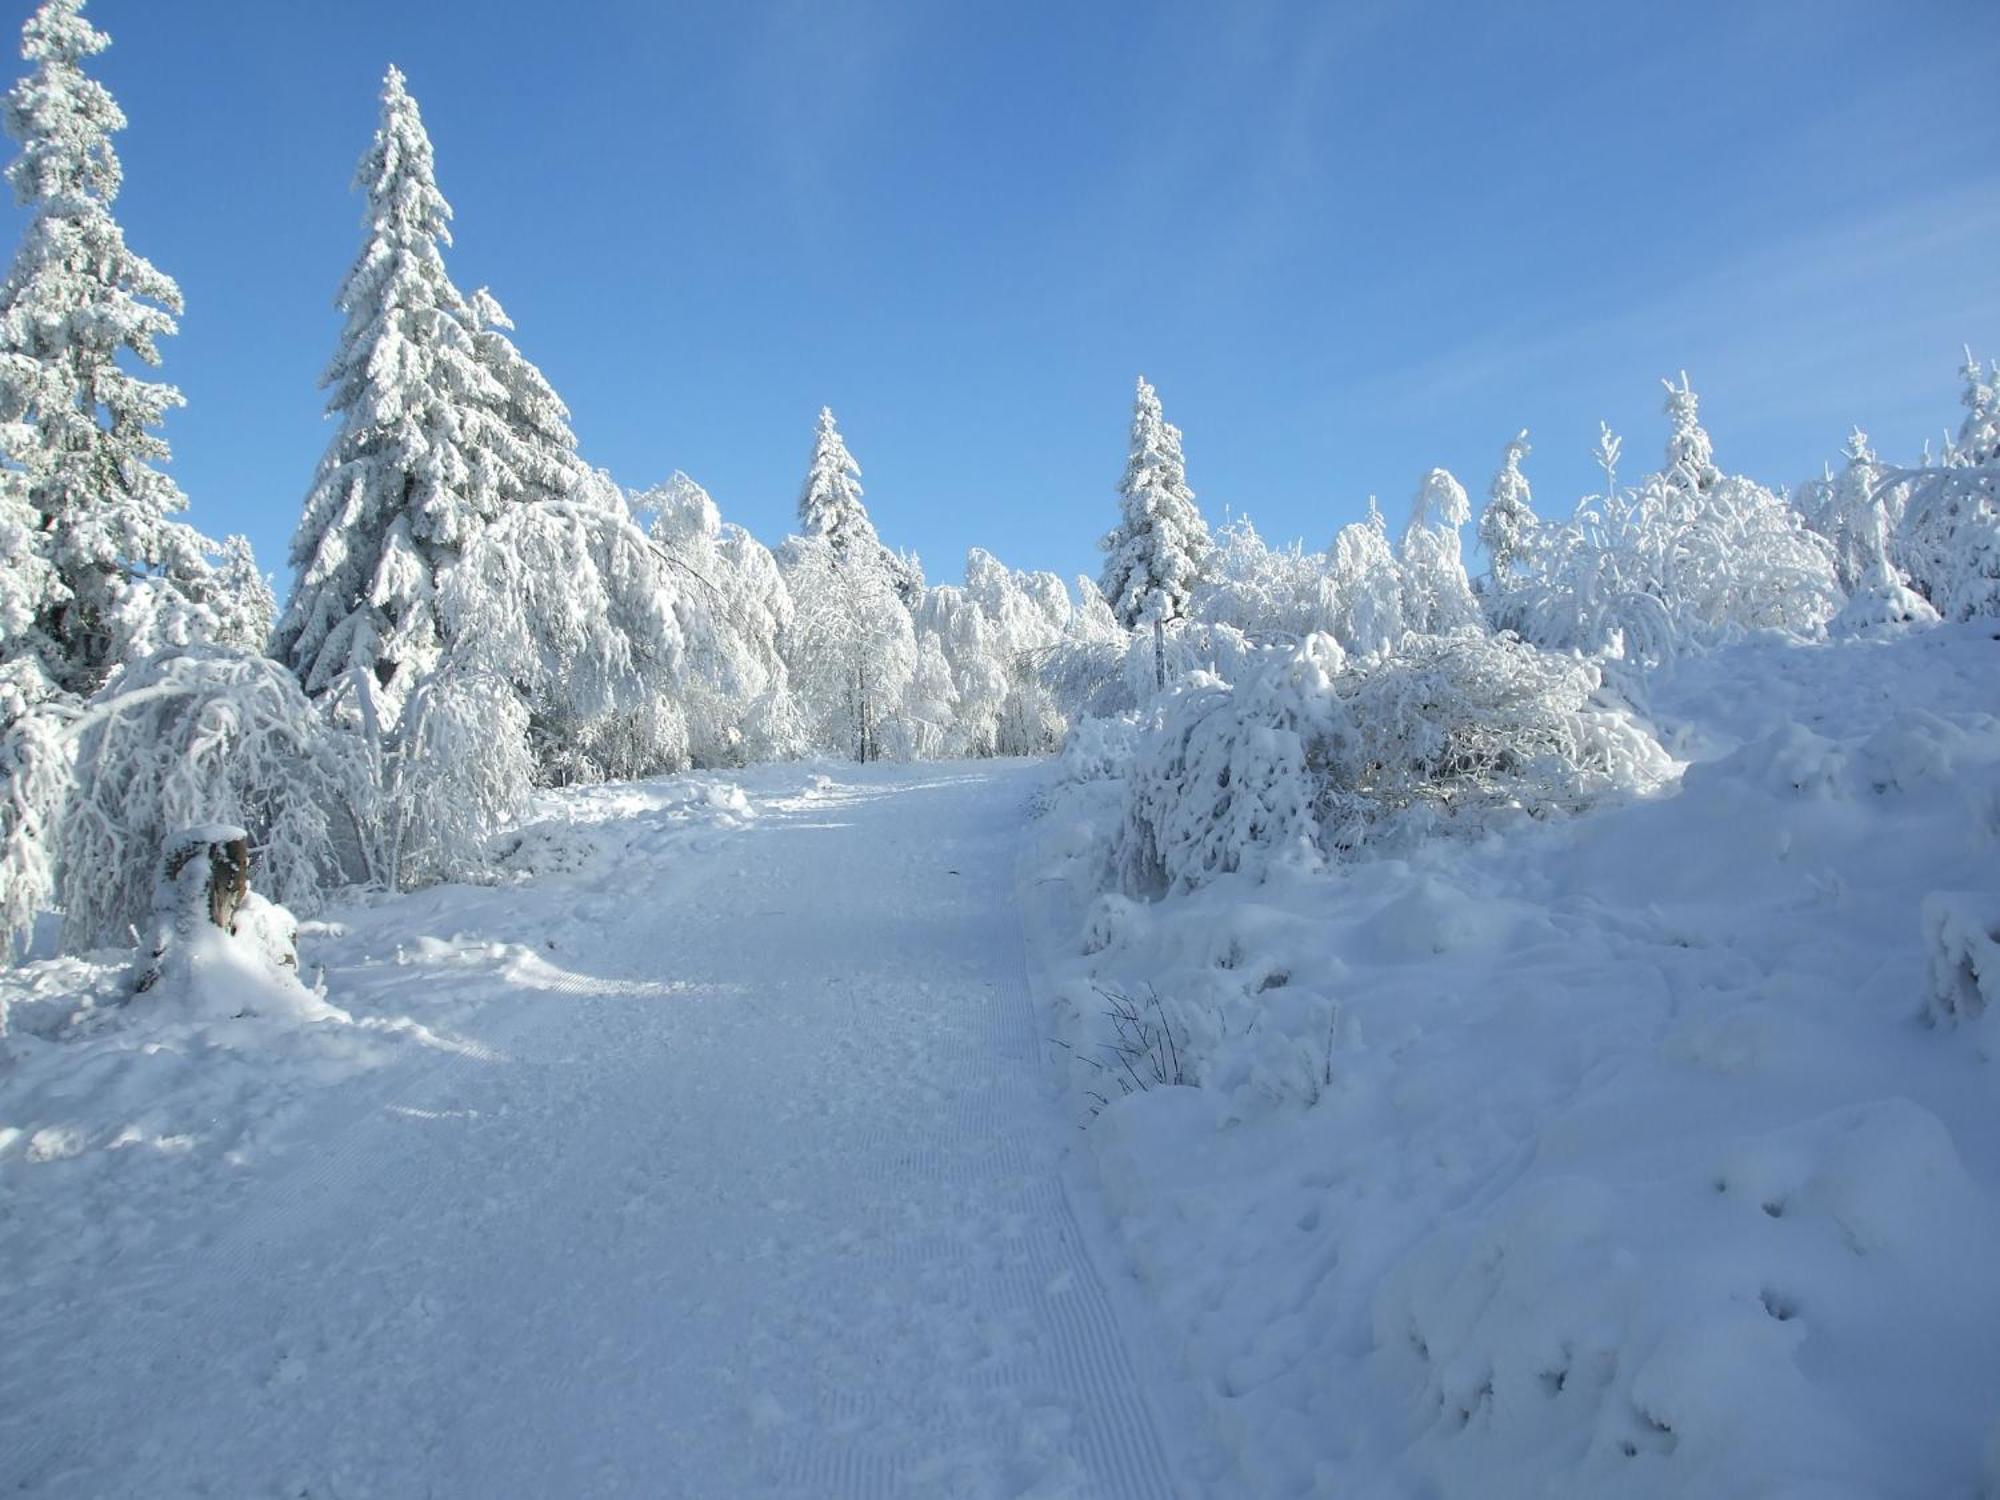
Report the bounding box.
[3,763,1189,1499]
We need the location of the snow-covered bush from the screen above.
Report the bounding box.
[57,647,377,950]
[382,667,531,889]
[1117,631,1671,893]
[0,701,66,954]
[1922,892,1999,1050]
[1118,637,1346,895]
[1313,631,1671,851]
[1055,714,1141,787]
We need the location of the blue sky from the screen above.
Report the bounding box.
[29,0,2000,590]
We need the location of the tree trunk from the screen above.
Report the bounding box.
[1153,617,1167,692]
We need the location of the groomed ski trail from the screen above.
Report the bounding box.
[3,762,1191,1499]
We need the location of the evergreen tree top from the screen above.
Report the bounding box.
[1489,430,1533,507]
[798,405,878,552]
[6,0,119,210]
[1098,376,1210,628]
[356,65,452,248]
[1662,371,1720,493]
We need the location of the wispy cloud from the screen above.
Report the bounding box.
[1334,176,2000,438]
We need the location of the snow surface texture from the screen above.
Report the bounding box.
[1,764,1189,1498]
[1030,621,2000,1499]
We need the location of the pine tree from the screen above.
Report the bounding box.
[276,67,519,731]
[1098,377,1212,687]
[1662,372,1720,495]
[795,405,921,604]
[0,0,218,706]
[798,406,875,556]
[467,287,586,509]
[1478,430,1538,590]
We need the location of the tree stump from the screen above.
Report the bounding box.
[163,827,251,932]
[135,824,251,995]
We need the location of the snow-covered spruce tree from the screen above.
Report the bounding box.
[782,410,929,760]
[1662,371,1721,496]
[277,67,525,732]
[1900,352,2000,621]
[1400,468,1483,635]
[796,406,922,605]
[0,0,236,708]
[467,287,587,509]
[1099,377,1213,690]
[1478,430,1538,593]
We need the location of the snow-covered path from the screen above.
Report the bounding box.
[5,763,1185,1498]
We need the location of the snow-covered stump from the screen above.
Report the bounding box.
[136,824,296,995]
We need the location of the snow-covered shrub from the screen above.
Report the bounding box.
[57,647,377,950]
[1922,892,1999,1050]
[1116,631,1671,892]
[383,668,532,889]
[1118,637,1347,895]
[0,701,67,955]
[1055,714,1141,787]
[1313,631,1671,850]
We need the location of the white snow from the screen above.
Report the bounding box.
[0,761,1189,1498]
[1028,619,2000,1498]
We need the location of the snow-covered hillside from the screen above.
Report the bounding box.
[1029,620,2000,1498]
